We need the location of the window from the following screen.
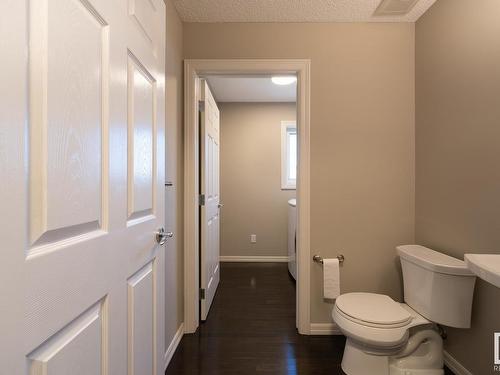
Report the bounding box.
[281,121,297,190]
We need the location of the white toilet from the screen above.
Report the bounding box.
[332,245,476,375]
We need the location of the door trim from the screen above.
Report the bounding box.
[184,59,311,334]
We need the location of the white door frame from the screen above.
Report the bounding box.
[183,59,311,334]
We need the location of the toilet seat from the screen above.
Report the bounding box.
[335,293,412,328]
[332,293,430,350]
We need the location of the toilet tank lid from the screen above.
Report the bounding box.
[397,245,474,276]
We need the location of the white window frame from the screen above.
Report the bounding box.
[281,120,297,190]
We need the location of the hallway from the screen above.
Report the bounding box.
[165,262,346,374]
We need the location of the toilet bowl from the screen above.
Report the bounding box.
[333,293,443,374]
[333,245,476,375]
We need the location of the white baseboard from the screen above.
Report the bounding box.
[443,350,473,375]
[310,322,342,335]
[219,255,289,262]
[163,323,184,371]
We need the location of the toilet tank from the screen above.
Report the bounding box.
[397,245,476,328]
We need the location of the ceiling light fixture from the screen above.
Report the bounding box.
[271,76,297,85]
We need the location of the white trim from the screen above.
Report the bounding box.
[496,332,500,365]
[281,120,297,190]
[220,255,289,263]
[184,59,311,335]
[309,323,342,335]
[443,350,473,375]
[163,323,184,371]
[183,62,200,333]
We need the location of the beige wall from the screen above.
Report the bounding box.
[219,102,296,257]
[164,0,184,350]
[416,1,500,373]
[184,23,415,322]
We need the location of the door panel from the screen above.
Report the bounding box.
[129,0,157,45]
[200,80,221,321]
[29,0,108,248]
[28,300,107,375]
[127,52,156,221]
[128,261,156,375]
[0,0,166,373]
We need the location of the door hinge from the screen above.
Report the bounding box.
[200,288,206,300]
[199,194,205,206]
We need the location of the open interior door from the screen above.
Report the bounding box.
[0,0,166,373]
[200,80,221,321]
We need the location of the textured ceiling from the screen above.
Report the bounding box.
[205,76,297,102]
[173,0,437,23]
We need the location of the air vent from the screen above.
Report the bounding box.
[374,0,420,16]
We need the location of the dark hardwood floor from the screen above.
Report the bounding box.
[166,262,454,375]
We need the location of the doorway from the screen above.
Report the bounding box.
[184,59,312,334]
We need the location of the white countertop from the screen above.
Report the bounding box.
[464,254,500,288]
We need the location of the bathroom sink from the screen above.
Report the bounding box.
[464,254,500,288]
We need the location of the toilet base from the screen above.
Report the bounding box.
[341,339,390,375]
[341,328,444,375]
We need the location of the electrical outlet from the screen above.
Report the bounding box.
[250,234,257,243]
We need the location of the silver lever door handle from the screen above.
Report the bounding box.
[218,203,224,208]
[155,228,173,245]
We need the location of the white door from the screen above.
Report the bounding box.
[200,80,221,321]
[0,0,166,374]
